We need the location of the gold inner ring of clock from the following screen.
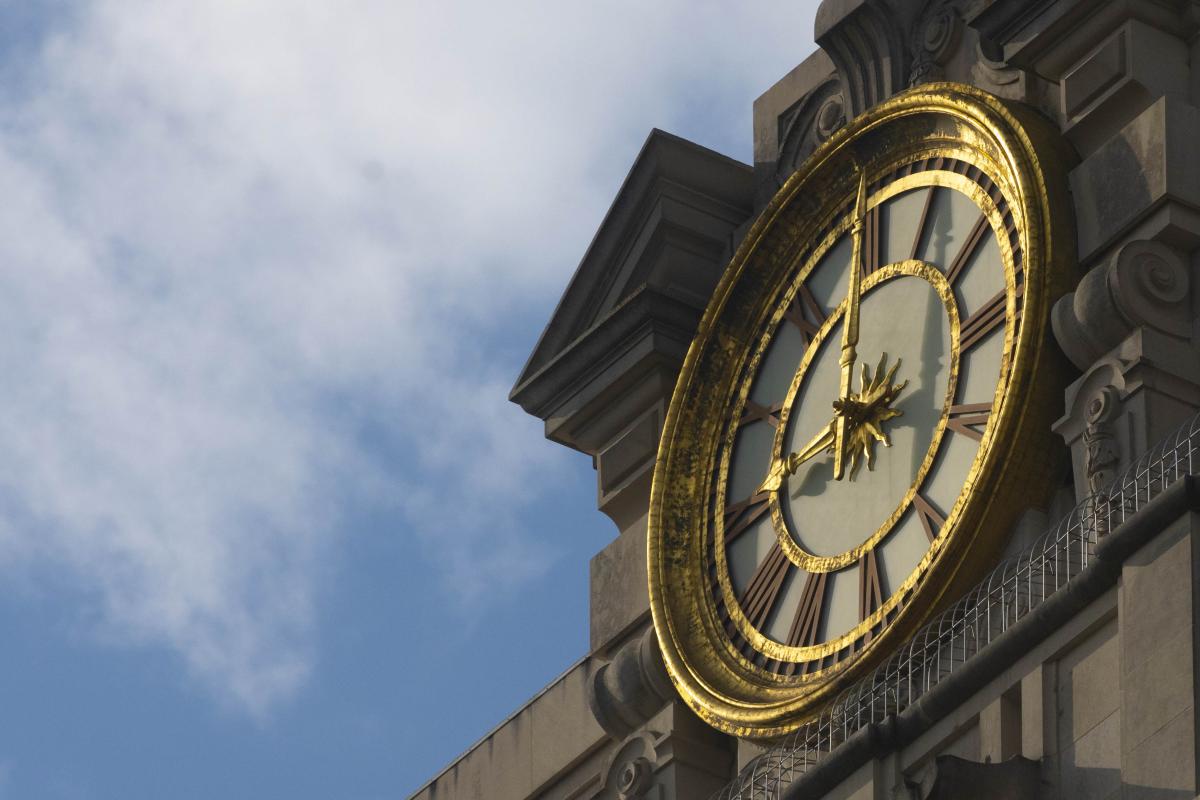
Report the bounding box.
[709,167,1018,666]
[772,260,959,573]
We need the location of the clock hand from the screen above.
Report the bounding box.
[756,419,836,494]
[833,166,870,481]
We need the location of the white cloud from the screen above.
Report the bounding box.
[0,0,813,714]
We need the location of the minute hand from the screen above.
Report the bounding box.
[833,168,870,480]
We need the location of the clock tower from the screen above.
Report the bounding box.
[412,0,1200,798]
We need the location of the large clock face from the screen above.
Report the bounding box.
[720,162,1012,670]
[648,84,1075,738]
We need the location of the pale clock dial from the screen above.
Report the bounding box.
[647,84,1074,738]
[719,166,1013,671]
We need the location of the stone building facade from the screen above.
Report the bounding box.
[411,0,1200,797]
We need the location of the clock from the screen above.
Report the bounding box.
[647,83,1075,738]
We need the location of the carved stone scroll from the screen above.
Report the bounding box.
[909,0,963,86]
[1052,239,1191,370]
[775,77,846,182]
[587,627,674,739]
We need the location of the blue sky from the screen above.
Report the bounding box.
[0,2,817,797]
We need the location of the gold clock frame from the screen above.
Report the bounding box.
[647,83,1076,739]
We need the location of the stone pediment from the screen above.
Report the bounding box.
[510,129,754,455]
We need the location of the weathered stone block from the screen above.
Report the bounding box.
[1122,705,1197,797]
[447,705,533,800]
[1120,518,1192,675]
[980,690,1022,763]
[411,659,610,800]
[1058,709,1122,800]
[590,518,649,654]
[1118,512,1200,796]
[1021,666,1049,761]
[596,404,662,532]
[939,723,980,762]
[737,738,767,773]
[597,405,659,499]
[1056,619,1121,748]
[752,48,837,172]
[1062,25,1128,119]
[1062,20,1189,154]
[530,662,607,785]
[1120,626,1193,754]
[1070,96,1200,263]
[822,762,872,800]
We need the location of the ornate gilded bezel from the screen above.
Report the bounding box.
[647,83,1075,739]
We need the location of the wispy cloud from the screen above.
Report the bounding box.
[0,1,810,715]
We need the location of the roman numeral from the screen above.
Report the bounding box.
[859,549,883,623]
[960,290,1008,351]
[913,492,947,542]
[947,403,991,441]
[944,212,990,286]
[910,187,937,261]
[863,204,881,275]
[739,543,792,631]
[783,284,826,345]
[786,570,828,649]
[724,492,771,544]
[738,400,782,429]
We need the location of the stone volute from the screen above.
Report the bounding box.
[1052,239,1191,369]
[587,627,675,740]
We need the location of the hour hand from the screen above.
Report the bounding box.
[757,420,836,494]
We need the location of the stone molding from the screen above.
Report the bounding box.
[510,129,754,533]
[510,129,753,455]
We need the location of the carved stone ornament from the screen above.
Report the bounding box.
[815,92,847,141]
[615,756,653,800]
[1055,319,1200,507]
[1052,239,1192,370]
[815,0,911,116]
[909,1,963,86]
[971,38,1021,90]
[775,78,846,182]
[594,732,661,800]
[1082,386,1121,498]
[587,626,675,739]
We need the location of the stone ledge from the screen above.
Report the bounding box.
[409,656,606,800]
[1070,95,1200,264]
